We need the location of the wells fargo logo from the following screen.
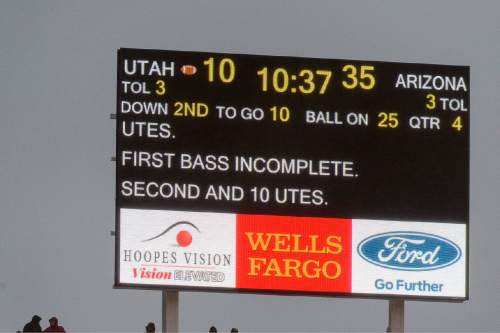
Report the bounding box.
[236,214,352,293]
[245,233,343,280]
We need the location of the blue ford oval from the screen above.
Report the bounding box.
[357,231,461,271]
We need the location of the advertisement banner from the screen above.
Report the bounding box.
[118,209,466,299]
[236,214,351,293]
[351,219,466,298]
[120,209,236,288]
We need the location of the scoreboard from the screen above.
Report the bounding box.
[115,48,469,301]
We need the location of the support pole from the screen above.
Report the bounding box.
[388,299,404,333]
[162,290,179,333]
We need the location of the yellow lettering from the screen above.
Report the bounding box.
[272,234,291,252]
[247,257,266,276]
[322,261,341,280]
[308,235,326,254]
[155,80,166,95]
[263,258,284,277]
[282,259,302,278]
[326,235,343,255]
[291,234,309,253]
[302,260,321,279]
[245,232,273,251]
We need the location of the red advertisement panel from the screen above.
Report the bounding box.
[236,214,352,293]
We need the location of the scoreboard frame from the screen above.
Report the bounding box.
[114,48,469,302]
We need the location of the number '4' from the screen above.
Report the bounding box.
[452,116,463,131]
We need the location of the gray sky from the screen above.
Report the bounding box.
[1,0,499,331]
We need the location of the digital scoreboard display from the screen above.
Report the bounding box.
[115,48,469,301]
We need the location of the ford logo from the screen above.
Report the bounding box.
[357,232,461,271]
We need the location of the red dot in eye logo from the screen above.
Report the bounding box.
[176,230,192,247]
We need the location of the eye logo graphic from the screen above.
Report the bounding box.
[142,221,201,247]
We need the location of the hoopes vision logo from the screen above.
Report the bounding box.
[142,221,201,247]
[357,231,461,271]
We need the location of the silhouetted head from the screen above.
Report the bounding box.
[209,326,217,333]
[231,329,239,333]
[49,317,58,327]
[145,322,155,332]
[32,315,42,323]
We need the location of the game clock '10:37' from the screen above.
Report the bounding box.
[203,57,376,94]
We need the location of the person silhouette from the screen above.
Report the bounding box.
[209,326,217,333]
[23,315,42,332]
[145,322,155,333]
[43,317,66,332]
[230,328,239,333]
